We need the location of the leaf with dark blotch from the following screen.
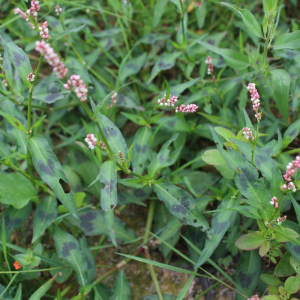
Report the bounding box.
[131,126,152,175]
[79,236,95,284]
[0,202,32,245]
[235,251,261,300]
[232,139,282,198]
[32,196,57,243]
[149,134,181,178]
[195,195,238,268]
[3,47,13,86]
[53,226,87,287]
[0,173,36,209]
[100,161,118,247]
[154,183,211,237]
[2,100,27,154]
[210,127,273,221]
[0,37,33,88]
[271,69,290,120]
[28,134,78,219]
[110,271,131,300]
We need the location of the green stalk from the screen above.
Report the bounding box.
[251,117,261,165]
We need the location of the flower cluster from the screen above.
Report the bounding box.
[157,94,178,107]
[281,182,297,193]
[27,72,35,82]
[14,1,40,28]
[35,41,68,78]
[248,296,259,300]
[119,151,125,164]
[243,127,254,141]
[205,56,213,75]
[196,1,202,7]
[270,197,278,209]
[107,91,117,109]
[63,75,88,102]
[85,134,97,149]
[277,215,287,225]
[283,156,300,182]
[247,83,261,120]
[55,5,62,16]
[39,21,50,40]
[175,104,198,113]
[99,141,106,151]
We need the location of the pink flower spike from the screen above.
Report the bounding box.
[55,5,62,16]
[243,127,254,141]
[85,134,97,149]
[175,104,198,113]
[39,21,50,40]
[64,74,88,102]
[205,56,213,75]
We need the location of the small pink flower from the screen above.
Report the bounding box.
[270,197,278,209]
[85,134,97,149]
[27,72,35,82]
[2,79,7,87]
[205,56,213,75]
[242,127,254,141]
[248,295,260,300]
[157,94,178,107]
[283,156,300,182]
[107,91,117,109]
[55,5,62,16]
[247,83,261,120]
[39,21,50,40]
[64,75,88,102]
[175,104,198,113]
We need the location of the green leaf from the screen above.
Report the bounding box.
[58,192,85,213]
[259,240,270,257]
[271,69,290,120]
[236,232,267,250]
[202,149,229,165]
[94,111,128,162]
[2,100,27,154]
[49,24,86,44]
[210,127,273,221]
[221,3,262,38]
[28,134,78,219]
[13,284,22,300]
[276,227,299,242]
[290,256,300,275]
[290,193,300,225]
[282,119,300,149]
[154,183,211,237]
[153,0,168,28]
[199,113,239,130]
[67,208,136,242]
[93,283,112,300]
[195,40,250,69]
[148,134,181,178]
[195,195,238,268]
[32,196,57,243]
[261,296,280,300]
[274,31,300,50]
[49,253,73,283]
[235,251,261,300]
[0,173,36,209]
[260,274,281,286]
[131,126,152,175]
[3,47,13,86]
[176,272,196,300]
[121,112,147,126]
[110,271,130,300]
[0,38,33,88]
[148,52,181,84]
[119,53,147,82]
[53,226,87,287]
[28,275,57,300]
[196,0,206,28]
[141,295,176,300]
[31,115,47,130]
[0,110,28,134]
[79,236,95,284]
[284,276,300,294]
[100,161,118,247]
[274,252,295,277]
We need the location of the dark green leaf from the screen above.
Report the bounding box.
[282,119,300,149]
[274,31,300,50]
[274,252,295,277]
[153,0,168,28]
[28,134,78,219]
[260,274,281,286]
[3,47,13,86]
[110,271,130,300]
[79,236,95,284]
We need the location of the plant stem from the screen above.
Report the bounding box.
[251,118,261,165]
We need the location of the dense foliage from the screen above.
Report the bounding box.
[0,0,300,299]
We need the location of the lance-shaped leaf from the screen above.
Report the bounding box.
[79,236,95,284]
[28,134,78,219]
[235,251,261,300]
[0,173,36,209]
[110,271,131,300]
[149,134,182,178]
[32,196,57,243]
[262,128,282,156]
[131,126,152,175]
[100,161,118,247]
[195,195,238,268]
[195,41,249,69]
[13,284,22,300]
[119,53,147,82]
[290,193,300,225]
[28,275,57,300]
[2,100,27,154]
[2,47,13,86]
[221,3,262,38]
[154,183,211,237]
[274,31,300,50]
[0,111,27,133]
[210,127,273,221]
[95,111,128,163]
[271,69,290,120]
[231,139,282,197]
[49,24,86,44]
[53,226,87,287]
[0,37,33,88]
[153,0,168,28]
[282,119,300,149]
